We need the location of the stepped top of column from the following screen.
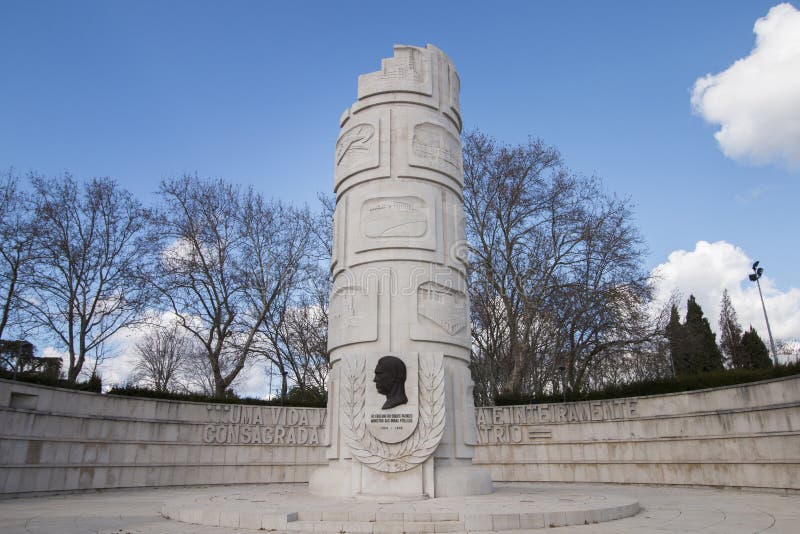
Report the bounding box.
[341,44,461,131]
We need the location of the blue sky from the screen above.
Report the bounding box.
[2,1,799,382]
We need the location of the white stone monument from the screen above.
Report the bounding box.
[309,44,492,499]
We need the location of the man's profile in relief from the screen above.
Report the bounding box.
[373,356,408,409]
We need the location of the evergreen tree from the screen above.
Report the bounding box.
[683,295,724,374]
[718,289,744,368]
[665,304,689,375]
[739,326,773,369]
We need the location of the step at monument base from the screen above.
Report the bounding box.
[161,483,640,532]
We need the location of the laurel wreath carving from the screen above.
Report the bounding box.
[341,354,445,472]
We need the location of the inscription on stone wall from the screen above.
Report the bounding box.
[361,196,427,238]
[475,400,640,445]
[477,424,552,444]
[202,405,326,446]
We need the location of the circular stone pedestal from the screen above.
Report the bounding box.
[161,483,640,532]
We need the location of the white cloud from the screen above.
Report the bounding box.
[238,360,272,399]
[652,241,800,352]
[691,3,800,167]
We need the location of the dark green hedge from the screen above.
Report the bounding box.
[493,391,535,406]
[106,384,327,407]
[7,363,797,409]
[0,368,102,392]
[493,362,800,406]
[0,370,326,407]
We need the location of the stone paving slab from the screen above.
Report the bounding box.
[0,482,798,533]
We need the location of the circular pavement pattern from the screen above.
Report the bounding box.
[0,482,797,533]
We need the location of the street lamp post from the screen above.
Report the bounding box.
[749,261,779,366]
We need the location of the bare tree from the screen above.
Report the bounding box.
[463,131,655,400]
[182,348,220,396]
[258,196,332,398]
[153,176,313,397]
[776,338,800,365]
[131,322,196,392]
[0,172,37,341]
[24,174,153,382]
[286,273,330,392]
[259,270,329,399]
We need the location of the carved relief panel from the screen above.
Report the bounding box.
[328,278,379,351]
[409,121,463,181]
[334,108,390,192]
[345,182,439,259]
[336,123,377,174]
[361,196,427,239]
[408,122,462,177]
[417,281,468,336]
[410,275,470,348]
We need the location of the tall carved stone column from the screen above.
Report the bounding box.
[309,44,492,499]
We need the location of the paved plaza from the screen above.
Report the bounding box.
[1,482,798,533]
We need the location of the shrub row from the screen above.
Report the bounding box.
[106,384,327,407]
[6,363,798,409]
[493,362,800,406]
[0,368,102,392]
[0,371,326,407]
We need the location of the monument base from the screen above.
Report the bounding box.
[434,461,493,497]
[308,464,352,498]
[309,459,492,498]
[162,482,641,531]
[309,458,434,498]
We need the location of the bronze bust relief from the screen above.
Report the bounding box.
[373,355,408,409]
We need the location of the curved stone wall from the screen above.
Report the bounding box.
[0,379,327,496]
[2,375,798,496]
[473,375,800,491]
